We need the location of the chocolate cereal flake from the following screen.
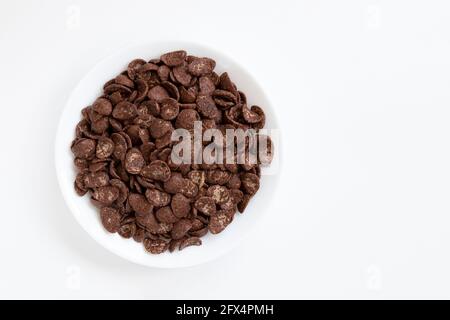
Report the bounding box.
[70,50,273,254]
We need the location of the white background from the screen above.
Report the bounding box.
[1,0,450,299]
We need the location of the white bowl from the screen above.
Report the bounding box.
[55,41,281,268]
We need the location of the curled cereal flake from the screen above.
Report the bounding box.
[149,118,172,139]
[209,212,231,234]
[83,171,109,188]
[147,85,169,102]
[115,74,134,88]
[171,219,192,240]
[96,137,114,159]
[129,193,154,215]
[100,207,121,233]
[136,212,160,232]
[92,98,112,115]
[109,91,124,105]
[155,206,178,224]
[135,176,155,189]
[188,57,216,76]
[127,59,146,80]
[112,101,137,120]
[124,148,145,174]
[146,188,171,207]
[143,238,169,254]
[141,160,171,182]
[194,197,216,216]
[71,138,96,159]
[196,94,219,119]
[93,186,119,205]
[173,65,192,86]
[163,172,185,194]
[160,98,179,120]
[175,109,200,130]
[171,193,191,218]
[160,50,187,67]
[207,185,230,205]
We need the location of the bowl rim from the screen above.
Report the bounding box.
[54,40,282,268]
